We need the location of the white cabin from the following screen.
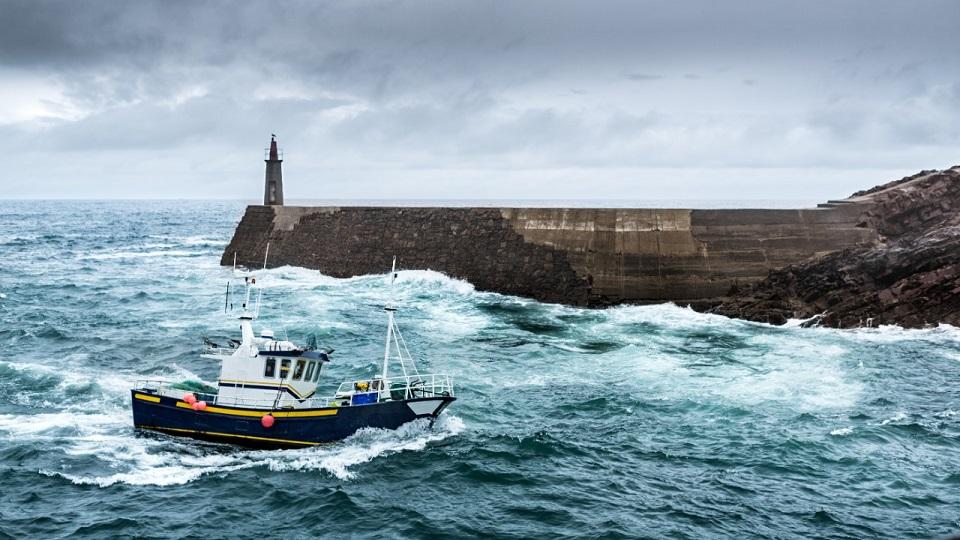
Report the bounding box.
[203,314,329,408]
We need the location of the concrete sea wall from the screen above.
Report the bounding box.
[222,203,880,307]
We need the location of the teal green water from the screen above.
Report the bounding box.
[1,201,959,539]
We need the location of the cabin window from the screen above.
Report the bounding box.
[264,357,276,378]
[304,361,316,381]
[293,360,306,381]
[279,359,291,379]
[314,363,322,382]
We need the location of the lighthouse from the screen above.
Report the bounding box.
[263,135,284,205]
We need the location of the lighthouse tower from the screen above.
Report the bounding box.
[263,135,284,205]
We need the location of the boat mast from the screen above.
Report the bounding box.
[380,257,398,382]
[239,276,255,344]
[254,242,269,318]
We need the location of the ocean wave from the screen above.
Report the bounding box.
[40,415,465,487]
[262,415,465,480]
[248,266,476,298]
[0,411,124,437]
[181,236,229,247]
[78,250,208,260]
[393,269,475,296]
[879,411,910,426]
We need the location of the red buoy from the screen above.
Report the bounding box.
[261,414,275,428]
[191,401,202,411]
[183,393,197,404]
[196,401,207,411]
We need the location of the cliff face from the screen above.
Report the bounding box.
[708,167,960,328]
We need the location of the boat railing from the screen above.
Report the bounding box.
[335,373,454,401]
[134,375,453,410]
[134,379,220,403]
[136,379,296,408]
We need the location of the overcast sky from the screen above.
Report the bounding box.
[1,0,958,201]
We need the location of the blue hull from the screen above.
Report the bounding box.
[130,390,455,449]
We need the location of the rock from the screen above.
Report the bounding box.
[708,167,960,328]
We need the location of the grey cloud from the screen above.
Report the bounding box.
[1,0,959,199]
[625,73,663,82]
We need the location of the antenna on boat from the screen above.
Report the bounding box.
[378,257,420,385]
[254,242,270,318]
[224,252,238,314]
[380,257,398,382]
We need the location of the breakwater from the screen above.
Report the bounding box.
[221,202,878,307]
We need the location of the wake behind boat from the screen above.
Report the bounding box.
[130,258,456,449]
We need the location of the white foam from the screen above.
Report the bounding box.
[830,427,854,436]
[79,250,206,260]
[419,302,488,338]
[262,415,465,480]
[880,411,909,425]
[393,270,475,296]
[245,266,344,290]
[147,234,229,247]
[592,331,863,412]
[604,302,745,331]
[0,412,124,436]
[0,359,138,403]
[39,414,464,487]
[837,323,960,344]
[181,236,228,247]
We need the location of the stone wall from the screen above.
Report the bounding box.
[222,203,880,307]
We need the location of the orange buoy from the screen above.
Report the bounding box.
[183,393,197,404]
[261,414,275,428]
[196,401,207,411]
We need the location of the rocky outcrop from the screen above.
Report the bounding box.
[708,167,960,328]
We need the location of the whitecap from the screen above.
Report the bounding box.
[830,427,853,436]
[79,250,206,260]
[880,411,909,425]
[943,352,960,363]
[392,269,475,296]
[180,236,229,247]
[261,415,465,480]
[0,411,124,437]
[38,415,464,487]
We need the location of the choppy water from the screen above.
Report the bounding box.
[1,201,959,539]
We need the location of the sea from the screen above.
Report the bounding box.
[1,200,959,539]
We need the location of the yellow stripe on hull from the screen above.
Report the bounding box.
[174,401,338,418]
[134,393,161,403]
[138,425,320,446]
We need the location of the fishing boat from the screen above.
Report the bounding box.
[130,258,455,449]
